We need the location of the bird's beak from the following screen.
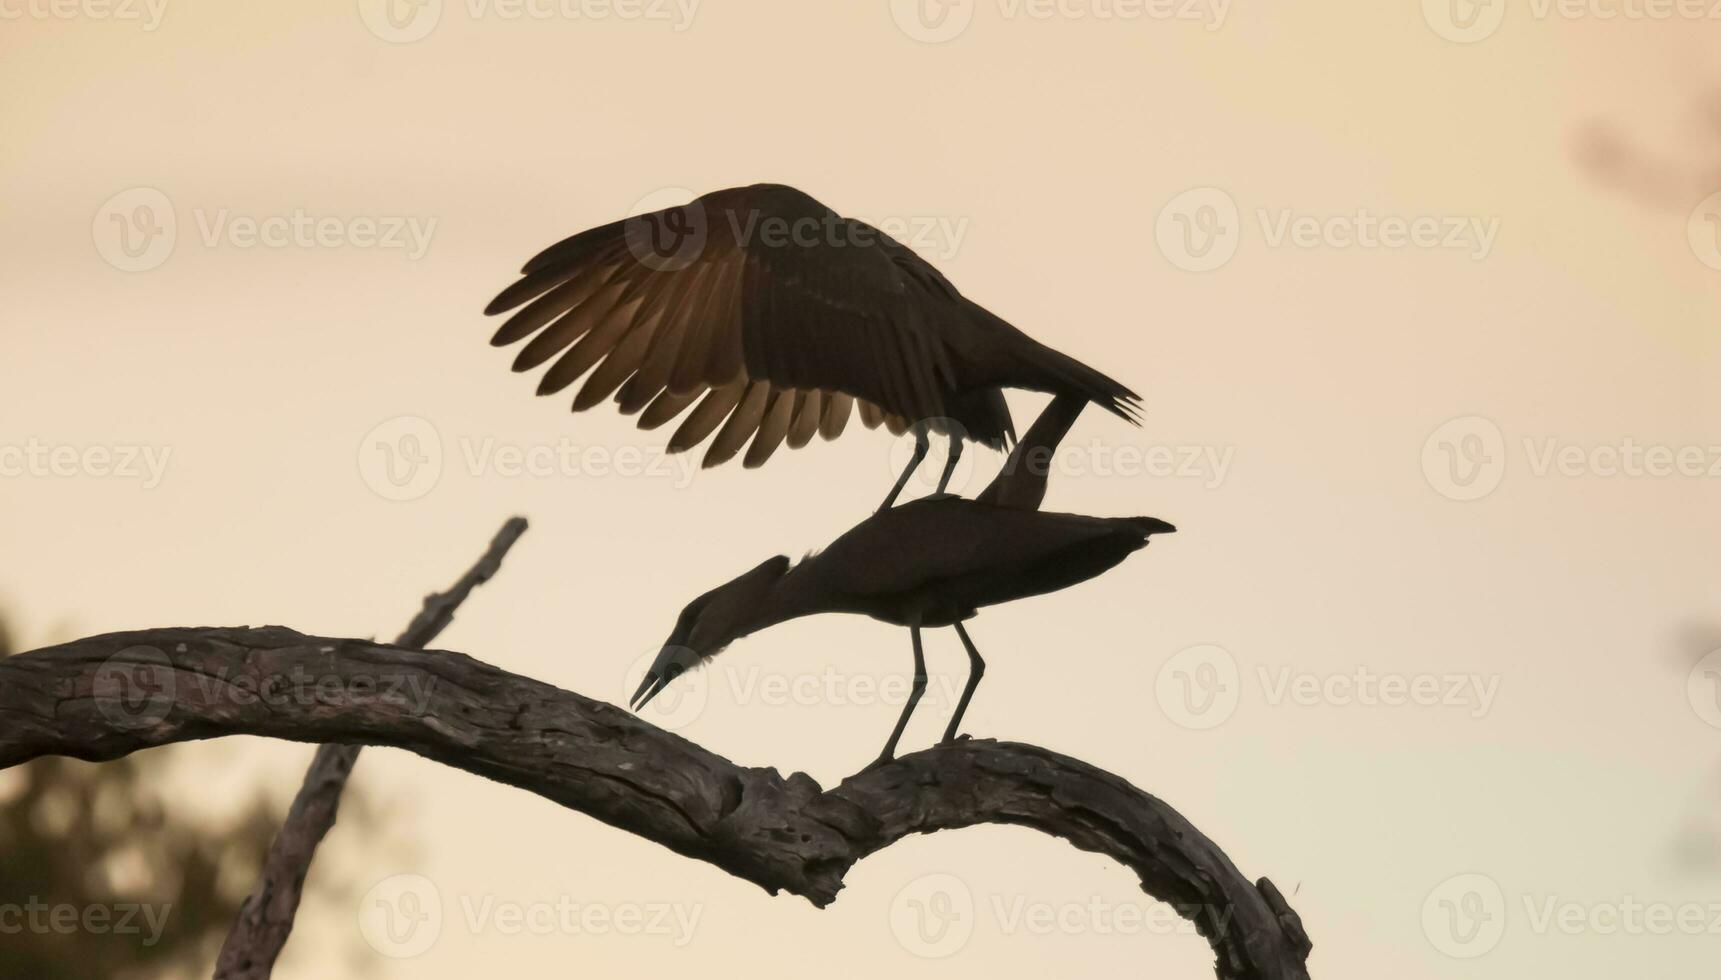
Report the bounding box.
[630,645,697,713]
[630,669,671,711]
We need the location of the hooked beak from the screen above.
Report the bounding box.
[630,646,698,713]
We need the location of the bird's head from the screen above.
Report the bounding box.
[630,555,792,712]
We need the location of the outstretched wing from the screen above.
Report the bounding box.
[485,183,972,469]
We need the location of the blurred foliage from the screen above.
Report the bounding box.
[0,618,372,979]
[1576,90,1721,210]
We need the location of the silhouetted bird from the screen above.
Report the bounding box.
[485,183,1141,508]
[631,396,1170,765]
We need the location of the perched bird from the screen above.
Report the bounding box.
[630,396,1171,766]
[485,183,1141,509]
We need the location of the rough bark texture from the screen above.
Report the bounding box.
[212,517,529,980]
[0,627,1313,980]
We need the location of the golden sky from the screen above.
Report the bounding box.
[3,1,1720,977]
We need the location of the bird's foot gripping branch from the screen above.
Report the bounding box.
[0,626,1312,980]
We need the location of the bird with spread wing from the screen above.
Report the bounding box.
[485,183,1142,508]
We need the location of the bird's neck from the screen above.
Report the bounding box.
[738,563,831,638]
[977,392,1087,510]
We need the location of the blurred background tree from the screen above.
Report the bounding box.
[0,615,374,979]
[1576,88,1721,210]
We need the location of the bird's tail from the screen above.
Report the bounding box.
[1021,339,1143,425]
[1126,516,1177,539]
[962,302,1142,424]
[1111,515,1176,554]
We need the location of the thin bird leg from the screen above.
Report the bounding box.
[941,621,987,743]
[879,423,931,511]
[934,432,963,497]
[873,624,928,767]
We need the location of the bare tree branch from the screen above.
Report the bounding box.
[212,517,530,980]
[0,627,1313,980]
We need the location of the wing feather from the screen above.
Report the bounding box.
[572,305,665,411]
[669,380,746,453]
[743,389,798,469]
[638,387,701,429]
[513,277,633,373]
[536,295,646,395]
[704,382,772,468]
[787,390,822,449]
[819,392,853,440]
[485,184,1006,470]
